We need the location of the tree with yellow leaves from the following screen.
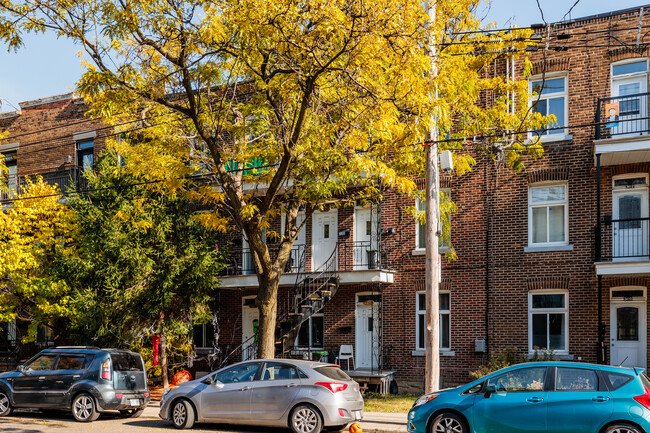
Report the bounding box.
[0,179,76,343]
[0,0,549,358]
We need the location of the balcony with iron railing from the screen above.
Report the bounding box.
[595,217,650,275]
[594,92,650,166]
[219,240,393,288]
[1,167,87,203]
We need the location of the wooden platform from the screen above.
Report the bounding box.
[344,369,396,395]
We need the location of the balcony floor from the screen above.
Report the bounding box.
[219,269,395,289]
[595,259,650,276]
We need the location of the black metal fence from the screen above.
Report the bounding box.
[337,240,381,270]
[1,167,86,202]
[596,92,650,139]
[597,217,650,261]
[222,244,307,276]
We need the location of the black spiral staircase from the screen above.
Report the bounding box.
[275,246,340,357]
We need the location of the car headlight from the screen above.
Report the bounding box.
[161,386,178,400]
[413,394,438,408]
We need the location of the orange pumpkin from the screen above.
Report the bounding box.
[171,370,192,385]
[349,422,362,433]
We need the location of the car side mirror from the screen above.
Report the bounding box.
[201,376,214,385]
[17,365,25,374]
[484,384,497,398]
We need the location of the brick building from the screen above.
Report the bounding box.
[207,4,650,393]
[0,93,107,364]
[5,5,650,393]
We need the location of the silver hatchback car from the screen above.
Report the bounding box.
[159,359,364,433]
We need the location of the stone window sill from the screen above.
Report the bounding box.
[524,244,574,253]
[412,350,455,357]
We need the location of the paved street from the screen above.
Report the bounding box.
[0,409,292,433]
[0,405,407,433]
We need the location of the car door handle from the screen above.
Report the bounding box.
[592,396,610,402]
[38,377,46,381]
[73,375,80,379]
[526,397,544,403]
[286,383,298,387]
[239,386,251,391]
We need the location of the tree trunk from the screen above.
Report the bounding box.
[256,275,280,359]
[160,333,169,388]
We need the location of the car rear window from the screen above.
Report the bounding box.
[315,366,351,381]
[111,353,143,371]
[604,372,633,391]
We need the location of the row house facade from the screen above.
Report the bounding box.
[5,5,650,393]
[206,4,650,392]
[0,93,107,366]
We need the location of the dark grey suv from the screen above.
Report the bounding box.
[0,346,150,422]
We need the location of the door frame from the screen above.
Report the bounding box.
[610,286,647,369]
[355,292,381,371]
[353,203,378,270]
[612,173,649,261]
[312,208,338,271]
[611,59,648,136]
[242,296,259,361]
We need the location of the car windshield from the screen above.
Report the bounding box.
[111,353,143,371]
[315,366,351,381]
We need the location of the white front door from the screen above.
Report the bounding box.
[242,297,259,361]
[610,301,646,368]
[312,209,338,271]
[356,294,381,370]
[281,211,306,273]
[611,75,648,136]
[354,206,378,270]
[613,188,648,260]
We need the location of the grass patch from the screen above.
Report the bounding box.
[363,392,418,413]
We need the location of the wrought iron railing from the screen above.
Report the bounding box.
[1,167,87,202]
[597,217,650,261]
[337,240,381,270]
[221,244,307,276]
[595,92,650,139]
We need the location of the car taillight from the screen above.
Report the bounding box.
[115,393,123,399]
[634,386,650,409]
[102,359,111,380]
[315,382,348,393]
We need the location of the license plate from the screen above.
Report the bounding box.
[354,411,362,420]
[130,399,140,406]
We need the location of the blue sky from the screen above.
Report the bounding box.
[0,0,648,111]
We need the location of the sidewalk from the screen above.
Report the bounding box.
[143,403,408,433]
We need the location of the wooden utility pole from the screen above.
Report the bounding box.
[424,0,440,394]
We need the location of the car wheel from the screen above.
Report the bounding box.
[0,391,13,417]
[430,412,468,433]
[603,424,642,433]
[119,407,146,418]
[171,399,195,429]
[72,393,100,422]
[290,404,323,433]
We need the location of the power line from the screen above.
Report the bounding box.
[0,161,281,204]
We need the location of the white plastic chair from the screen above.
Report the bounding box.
[336,345,355,371]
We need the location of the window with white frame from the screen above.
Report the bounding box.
[529,183,568,246]
[2,151,17,199]
[528,291,568,354]
[416,291,450,350]
[530,74,568,137]
[296,314,323,349]
[416,189,451,250]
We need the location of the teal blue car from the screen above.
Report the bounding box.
[408,362,650,433]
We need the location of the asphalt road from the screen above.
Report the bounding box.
[0,409,292,433]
